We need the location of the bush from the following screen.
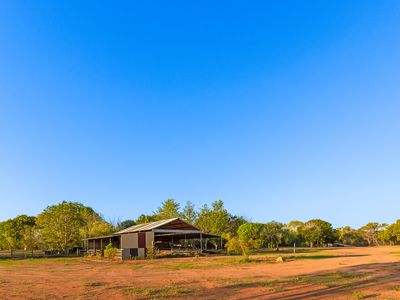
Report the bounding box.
[352,291,365,299]
[104,242,118,259]
[146,245,156,259]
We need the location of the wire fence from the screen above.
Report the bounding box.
[0,250,84,259]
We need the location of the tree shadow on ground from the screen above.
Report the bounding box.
[199,261,400,300]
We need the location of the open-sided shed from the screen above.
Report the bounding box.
[85,218,221,259]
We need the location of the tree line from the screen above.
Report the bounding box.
[1,199,400,254]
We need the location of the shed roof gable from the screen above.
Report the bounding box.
[116,218,200,234]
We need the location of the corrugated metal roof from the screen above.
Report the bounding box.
[116,218,200,234]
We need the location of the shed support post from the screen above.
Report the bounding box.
[200,233,203,252]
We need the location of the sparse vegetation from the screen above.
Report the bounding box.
[129,264,145,270]
[0,247,399,299]
[298,271,367,288]
[352,291,366,299]
[2,199,400,258]
[146,245,156,259]
[104,242,118,259]
[124,284,195,298]
[85,281,107,287]
[222,270,368,291]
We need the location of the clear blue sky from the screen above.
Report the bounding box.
[1,1,400,228]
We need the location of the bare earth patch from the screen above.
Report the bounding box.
[1,247,400,299]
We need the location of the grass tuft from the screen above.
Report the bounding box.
[223,271,367,291]
[225,277,298,290]
[130,265,145,270]
[85,281,107,287]
[298,271,367,288]
[124,284,195,298]
[352,291,365,299]
[160,262,219,270]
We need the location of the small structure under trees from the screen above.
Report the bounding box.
[84,218,221,259]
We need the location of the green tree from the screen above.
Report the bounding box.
[195,200,231,235]
[262,221,287,251]
[299,219,334,247]
[104,242,118,259]
[36,201,111,253]
[286,220,304,246]
[378,221,400,245]
[389,221,400,244]
[22,225,41,255]
[194,204,212,232]
[79,207,114,239]
[155,199,181,219]
[225,223,263,259]
[135,214,159,224]
[82,220,114,238]
[182,201,197,224]
[0,221,17,251]
[337,226,366,246]
[116,219,136,231]
[0,215,36,252]
[359,222,385,246]
[227,215,247,236]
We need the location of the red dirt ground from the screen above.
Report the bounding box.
[1,246,400,299]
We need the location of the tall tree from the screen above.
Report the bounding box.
[299,219,334,247]
[36,201,112,253]
[286,220,304,246]
[337,226,366,246]
[79,207,114,239]
[155,199,181,219]
[0,215,36,252]
[227,215,247,236]
[116,220,136,231]
[135,214,159,224]
[182,201,197,224]
[262,221,287,251]
[195,200,231,235]
[379,220,400,245]
[36,202,84,253]
[359,222,385,246]
[225,223,263,259]
[22,226,41,254]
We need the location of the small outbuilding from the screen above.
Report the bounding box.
[84,218,221,259]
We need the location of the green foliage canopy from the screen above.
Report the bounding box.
[299,219,335,247]
[36,201,113,253]
[0,215,36,251]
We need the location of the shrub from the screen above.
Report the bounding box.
[96,250,103,259]
[352,291,365,299]
[146,245,156,259]
[104,242,118,259]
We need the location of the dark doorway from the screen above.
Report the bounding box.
[138,232,146,248]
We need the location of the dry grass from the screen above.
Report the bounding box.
[85,281,108,287]
[124,284,196,299]
[0,247,399,299]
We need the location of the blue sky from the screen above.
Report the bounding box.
[1,1,400,227]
